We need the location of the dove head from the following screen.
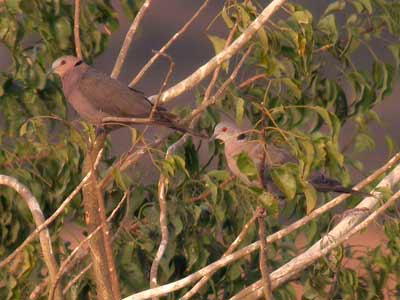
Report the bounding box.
[51,56,84,78]
[212,122,242,143]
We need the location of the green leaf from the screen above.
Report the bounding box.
[323,0,346,16]
[317,14,338,43]
[388,44,400,68]
[282,78,301,99]
[270,165,297,200]
[235,97,245,126]
[207,34,229,72]
[235,152,259,182]
[303,182,317,214]
[130,128,138,145]
[354,133,375,152]
[326,140,344,166]
[292,10,312,24]
[258,192,279,215]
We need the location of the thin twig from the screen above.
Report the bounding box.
[157,0,287,103]
[29,277,49,300]
[74,0,83,59]
[0,149,104,270]
[62,191,130,295]
[129,0,210,87]
[203,23,238,102]
[180,208,259,300]
[0,175,62,300]
[48,192,127,300]
[62,264,92,295]
[191,175,236,202]
[238,73,268,89]
[121,152,400,300]
[187,45,254,122]
[257,208,273,300]
[149,173,169,298]
[149,133,184,297]
[111,0,153,79]
[149,51,175,119]
[230,172,400,300]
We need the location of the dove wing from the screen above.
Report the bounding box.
[77,68,153,118]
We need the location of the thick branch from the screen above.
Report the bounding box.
[181,207,259,300]
[122,152,400,300]
[74,0,82,59]
[80,132,115,300]
[157,0,287,103]
[0,175,63,300]
[231,163,400,299]
[257,208,273,300]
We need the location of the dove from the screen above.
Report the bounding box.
[50,55,202,136]
[212,121,371,196]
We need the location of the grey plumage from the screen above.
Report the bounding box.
[50,56,196,134]
[213,121,369,196]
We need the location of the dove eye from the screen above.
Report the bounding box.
[222,127,228,132]
[60,60,66,66]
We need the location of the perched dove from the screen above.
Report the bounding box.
[50,55,200,135]
[212,121,369,196]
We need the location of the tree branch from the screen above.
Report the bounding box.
[121,152,400,300]
[180,206,259,300]
[156,0,287,104]
[74,0,82,59]
[0,150,103,269]
[231,162,400,299]
[0,175,63,300]
[48,191,127,300]
[129,0,210,87]
[257,208,273,300]
[111,0,153,79]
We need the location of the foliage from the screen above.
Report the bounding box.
[0,0,399,300]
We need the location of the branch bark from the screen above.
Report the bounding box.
[0,175,63,300]
[111,0,153,79]
[156,0,287,104]
[129,0,210,87]
[80,132,115,300]
[74,0,82,59]
[121,152,400,300]
[230,162,400,300]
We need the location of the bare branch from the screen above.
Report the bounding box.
[89,148,121,300]
[29,277,49,300]
[203,23,238,102]
[231,163,400,300]
[157,0,287,103]
[62,264,92,295]
[130,0,210,87]
[121,152,400,300]
[238,73,268,89]
[181,206,259,300]
[0,148,104,270]
[0,175,62,300]
[257,208,273,300]
[149,173,169,298]
[48,191,127,300]
[149,51,175,119]
[74,0,83,59]
[187,45,254,122]
[111,0,153,79]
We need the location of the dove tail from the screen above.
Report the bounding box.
[155,110,208,138]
